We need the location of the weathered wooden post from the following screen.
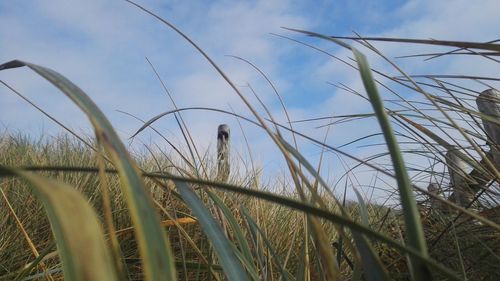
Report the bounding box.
[428,182,446,210]
[217,124,230,182]
[446,150,475,207]
[477,89,500,169]
[446,89,499,208]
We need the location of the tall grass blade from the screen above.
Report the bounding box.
[241,206,294,281]
[275,137,341,280]
[353,189,370,227]
[325,35,500,51]
[173,179,251,281]
[0,166,117,281]
[396,113,487,173]
[351,47,430,280]
[295,241,307,281]
[336,181,348,268]
[282,29,431,280]
[352,188,390,281]
[14,242,56,281]
[206,191,257,274]
[0,60,177,281]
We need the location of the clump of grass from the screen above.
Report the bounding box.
[1,2,499,280]
[0,133,393,280]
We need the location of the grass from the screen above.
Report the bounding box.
[1,3,500,280]
[1,134,497,280]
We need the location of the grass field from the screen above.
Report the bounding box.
[1,2,499,281]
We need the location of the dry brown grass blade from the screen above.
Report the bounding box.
[115,217,197,236]
[0,186,55,281]
[326,35,500,51]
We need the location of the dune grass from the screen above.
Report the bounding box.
[1,3,500,280]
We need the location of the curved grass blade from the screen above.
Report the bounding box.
[396,113,488,174]
[295,241,306,281]
[352,46,431,280]
[14,242,56,281]
[114,217,197,237]
[0,185,54,280]
[241,206,294,281]
[276,137,341,280]
[277,135,336,206]
[282,29,431,280]
[324,35,500,52]
[29,163,500,236]
[205,191,258,277]
[232,247,261,281]
[336,181,349,268]
[352,188,390,281]
[173,179,251,281]
[0,166,118,281]
[353,188,370,226]
[0,60,177,281]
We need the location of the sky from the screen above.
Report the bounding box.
[1,0,499,201]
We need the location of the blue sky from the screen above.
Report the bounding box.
[1,0,499,200]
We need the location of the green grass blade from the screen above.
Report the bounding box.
[295,241,306,281]
[0,166,118,281]
[336,181,349,269]
[0,60,177,281]
[173,180,251,281]
[281,30,432,279]
[232,246,262,281]
[242,207,267,278]
[352,188,390,281]
[352,47,430,280]
[241,206,294,281]
[395,113,487,173]
[206,191,258,277]
[275,137,341,280]
[353,189,370,226]
[14,242,56,281]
